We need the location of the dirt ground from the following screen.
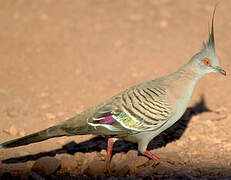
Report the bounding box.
[0,0,231,179]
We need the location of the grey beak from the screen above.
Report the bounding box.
[214,66,226,76]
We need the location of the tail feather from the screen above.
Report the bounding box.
[0,113,91,149]
[0,125,67,148]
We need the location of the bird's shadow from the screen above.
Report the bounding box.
[2,95,210,164]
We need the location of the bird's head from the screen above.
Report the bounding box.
[190,9,226,77]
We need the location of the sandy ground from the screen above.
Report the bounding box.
[0,0,231,179]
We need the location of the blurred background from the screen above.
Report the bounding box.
[0,0,231,179]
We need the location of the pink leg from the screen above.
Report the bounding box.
[143,150,174,166]
[105,138,117,174]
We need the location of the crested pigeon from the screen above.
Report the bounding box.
[0,9,226,173]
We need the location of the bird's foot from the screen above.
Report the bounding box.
[137,150,175,168]
[155,157,175,165]
[137,157,175,169]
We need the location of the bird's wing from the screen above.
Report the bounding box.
[87,103,136,135]
[88,84,173,134]
[118,84,173,131]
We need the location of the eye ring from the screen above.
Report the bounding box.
[203,58,211,67]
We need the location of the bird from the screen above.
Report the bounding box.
[0,9,226,173]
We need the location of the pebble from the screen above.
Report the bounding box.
[160,20,168,28]
[19,130,26,136]
[45,113,56,119]
[7,106,21,117]
[40,92,49,97]
[112,164,129,177]
[31,156,61,176]
[111,153,126,164]
[9,125,18,136]
[84,160,105,176]
[93,23,102,31]
[60,156,78,171]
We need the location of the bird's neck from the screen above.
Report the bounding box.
[173,62,201,82]
[161,63,201,115]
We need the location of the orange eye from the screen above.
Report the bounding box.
[203,58,211,66]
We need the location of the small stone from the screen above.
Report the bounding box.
[84,160,105,176]
[126,150,138,158]
[112,153,126,163]
[19,130,26,136]
[27,161,34,169]
[160,20,168,28]
[112,164,129,177]
[31,156,61,176]
[214,106,228,113]
[9,125,18,136]
[7,106,21,117]
[45,113,56,119]
[40,92,49,97]
[131,72,143,77]
[60,156,78,171]
[189,136,197,141]
[93,23,102,31]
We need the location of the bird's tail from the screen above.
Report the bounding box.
[0,125,68,149]
[0,107,95,149]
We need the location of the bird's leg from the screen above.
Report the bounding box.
[105,137,118,174]
[142,150,174,167]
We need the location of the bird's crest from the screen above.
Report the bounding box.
[202,7,217,50]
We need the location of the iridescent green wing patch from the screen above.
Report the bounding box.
[112,112,143,130]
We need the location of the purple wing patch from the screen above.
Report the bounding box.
[98,115,116,124]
